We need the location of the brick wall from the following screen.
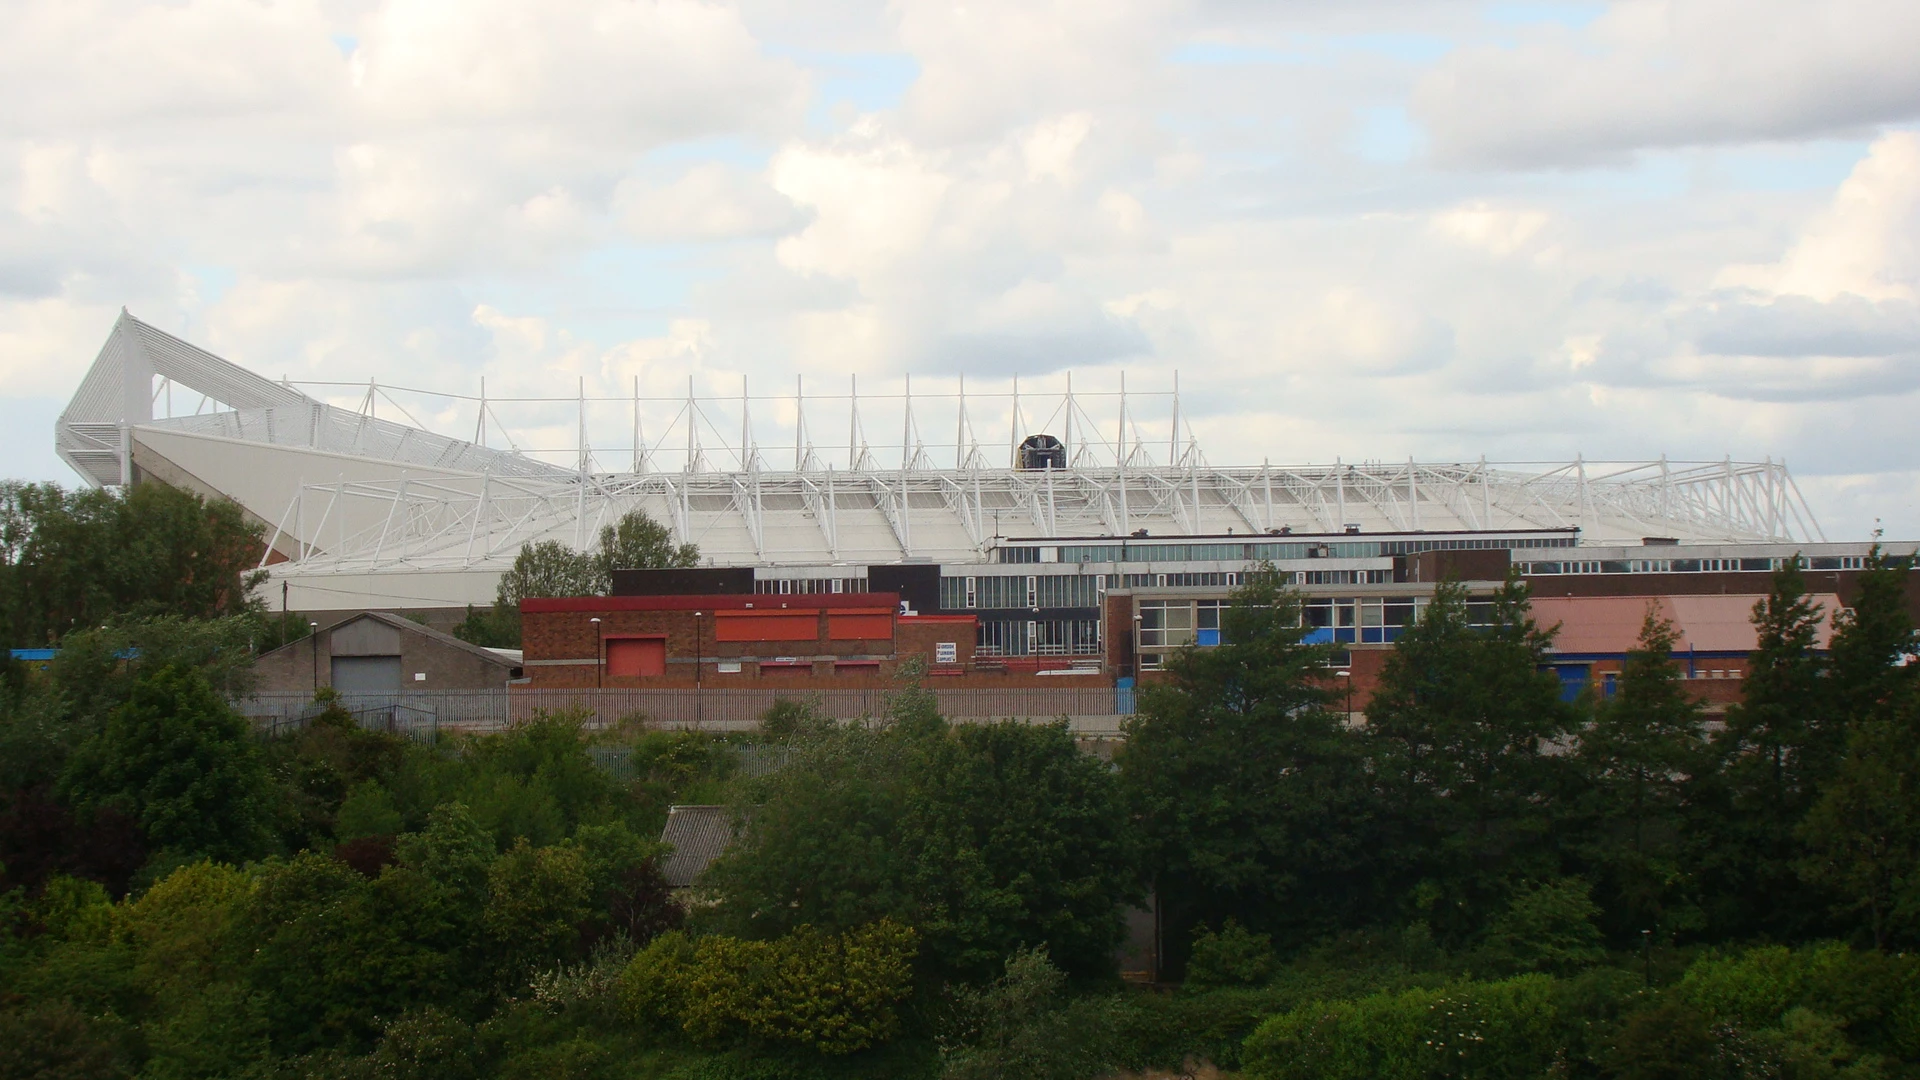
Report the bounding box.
[522,597,1003,688]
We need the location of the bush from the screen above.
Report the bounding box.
[1672,942,1920,1065]
[1478,878,1606,975]
[621,921,918,1055]
[939,947,1125,1080]
[0,999,136,1080]
[1241,974,1563,1080]
[1185,919,1278,989]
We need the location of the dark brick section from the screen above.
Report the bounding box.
[612,567,755,596]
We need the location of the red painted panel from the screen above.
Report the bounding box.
[714,612,819,642]
[827,612,894,640]
[606,637,665,677]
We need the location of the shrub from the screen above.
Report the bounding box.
[1185,919,1278,989]
[939,947,1126,1080]
[1242,974,1563,1080]
[620,920,918,1055]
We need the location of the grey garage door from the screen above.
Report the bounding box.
[331,655,403,693]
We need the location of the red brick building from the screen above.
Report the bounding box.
[520,593,980,688]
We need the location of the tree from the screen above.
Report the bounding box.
[58,665,277,865]
[1364,575,1576,940]
[242,853,466,1053]
[1118,566,1376,962]
[482,838,592,989]
[593,509,698,583]
[1574,609,1711,939]
[1827,543,1915,727]
[700,715,1138,982]
[459,510,697,648]
[0,480,267,647]
[1708,561,1838,939]
[1799,674,1920,949]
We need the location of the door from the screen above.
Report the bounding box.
[332,655,403,693]
[606,638,666,678]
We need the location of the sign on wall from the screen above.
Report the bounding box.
[935,642,958,665]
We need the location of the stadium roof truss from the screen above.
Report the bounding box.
[57,312,1827,606]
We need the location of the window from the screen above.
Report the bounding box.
[976,620,1027,656]
[1138,601,1193,648]
[975,576,1029,609]
[1034,574,1101,608]
[997,546,1042,564]
[1032,618,1100,655]
[1196,600,1228,646]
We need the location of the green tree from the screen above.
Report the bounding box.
[1574,609,1710,939]
[460,511,699,649]
[1827,544,1915,726]
[1709,561,1839,939]
[0,480,267,647]
[1799,675,1920,949]
[1119,566,1375,962]
[701,715,1137,981]
[58,665,277,865]
[482,838,592,989]
[592,508,698,584]
[242,852,466,1053]
[1365,575,1576,940]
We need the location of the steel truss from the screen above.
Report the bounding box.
[261,456,1824,575]
[55,313,1827,583]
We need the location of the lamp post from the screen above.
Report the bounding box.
[1131,613,1143,678]
[310,621,320,691]
[590,618,603,690]
[1334,669,1352,720]
[693,611,704,729]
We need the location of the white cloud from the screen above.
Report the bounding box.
[7,0,1920,541]
[615,164,804,241]
[1414,0,1920,168]
[1719,131,1920,301]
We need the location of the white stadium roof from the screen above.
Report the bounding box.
[58,311,1826,609]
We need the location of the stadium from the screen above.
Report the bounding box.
[58,310,1833,618]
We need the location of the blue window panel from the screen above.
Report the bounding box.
[1382,627,1404,643]
[1361,628,1386,644]
[1552,663,1590,702]
[1335,628,1356,644]
[1196,628,1221,647]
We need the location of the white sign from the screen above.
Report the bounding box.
[413,672,426,681]
[717,661,743,674]
[935,642,958,665]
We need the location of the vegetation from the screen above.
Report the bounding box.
[4,481,1920,1078]
[455,509,700,649]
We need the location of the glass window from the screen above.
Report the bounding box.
[1138,601,1193,647]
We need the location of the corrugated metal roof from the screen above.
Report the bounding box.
[659,804,734,888]
[1532,593,1839,655]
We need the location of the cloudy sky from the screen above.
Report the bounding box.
[4,0,1918,540]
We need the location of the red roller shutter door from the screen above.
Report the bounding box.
[606,637,666,677]
[826,610,894,640]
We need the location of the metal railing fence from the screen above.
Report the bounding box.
[240,686,1132,737]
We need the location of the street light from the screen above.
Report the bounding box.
[1334,669,1353,719]
[589,618,603,690]
[693,612,704,729]
[310,621,320,692]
